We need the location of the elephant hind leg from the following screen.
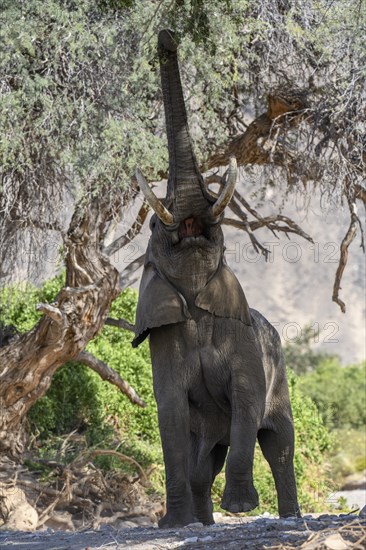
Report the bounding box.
[190,439,228,525]
[257,420,301,518]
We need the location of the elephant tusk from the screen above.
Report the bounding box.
[211,157,237,217]
[135,168,174,226]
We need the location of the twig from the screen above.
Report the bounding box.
[119,253,145,290]
[103,200,149,257]
[105,317,135,332]
[223,217,271,259]
[36,470,72,528]
[250,215,314,242]
[77,351,146,408]
[88,450,148,484]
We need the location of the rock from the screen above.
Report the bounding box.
[117,520,140,529]
[359,505,366,518]
[3,502,38,532]
[44,511,74,531]
[317,514,339,521]
[213,512,224,522]
[0,485,38,532]
[280,519,297,526]
[129,516,154,526]
[185,522,203,528]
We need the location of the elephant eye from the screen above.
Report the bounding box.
[150,218,156,230]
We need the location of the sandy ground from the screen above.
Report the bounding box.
[1,513,365,550]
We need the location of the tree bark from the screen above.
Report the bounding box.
[0,193,120,457]
[205,91,309,170]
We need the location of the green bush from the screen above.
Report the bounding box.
[297,359,366,430]
[1,278,335,513]
[330,428,366,481]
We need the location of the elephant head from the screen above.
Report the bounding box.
[133,30,246,347]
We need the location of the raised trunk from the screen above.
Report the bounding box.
[158,30,207,216]
[0,192,120,457]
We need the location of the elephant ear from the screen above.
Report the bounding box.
[132,264,190,347]
[195,264,252,326]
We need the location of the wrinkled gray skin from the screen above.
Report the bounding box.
[133,30,300,528]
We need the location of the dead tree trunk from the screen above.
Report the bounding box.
[0,193,121,456]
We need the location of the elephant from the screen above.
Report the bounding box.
[132,29,300,528]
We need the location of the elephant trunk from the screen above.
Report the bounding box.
[158,30,208,219]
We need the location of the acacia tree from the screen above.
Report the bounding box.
[0,0,365,458]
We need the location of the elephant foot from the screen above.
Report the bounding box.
[193,496,215,525]
[279,503,302,519]
[158,511,197,529]
[195,510,215,525]
[221,482,259,513]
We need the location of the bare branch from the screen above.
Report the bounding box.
[103,200,150,257]
[9,217,62,232]
[233,190,264,221]
[119,253,145,291]
[250,215,314,243]
[332,195,361,313]
[77,351,146,408]
[205,90,308,171]
[223,218,271,259]
[88,450,147,484]
[105,317,135,332]
[354,183,366,204]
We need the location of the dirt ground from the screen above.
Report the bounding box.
[1,513,365,550]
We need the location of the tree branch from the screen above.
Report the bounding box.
[9,217,62,232]
[250,215,314,242]
[204,90,308,170]
[354,183,366,204]
[105,317,135,332]
[223,218,271,259]
[35,303,64,325]
[77,351,146,408]
[103,201,150,257]
[119,253,145,291]
[332,194,361,313]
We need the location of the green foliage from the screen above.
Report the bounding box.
[330,428,366,481]
[0,274,65,331]
[298,359,366,430]
[285,331,365,485]
[24,287,160,451]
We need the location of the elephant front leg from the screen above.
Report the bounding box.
[157,398,196,528]
[221,342,265,513]
[221,415,259,513]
